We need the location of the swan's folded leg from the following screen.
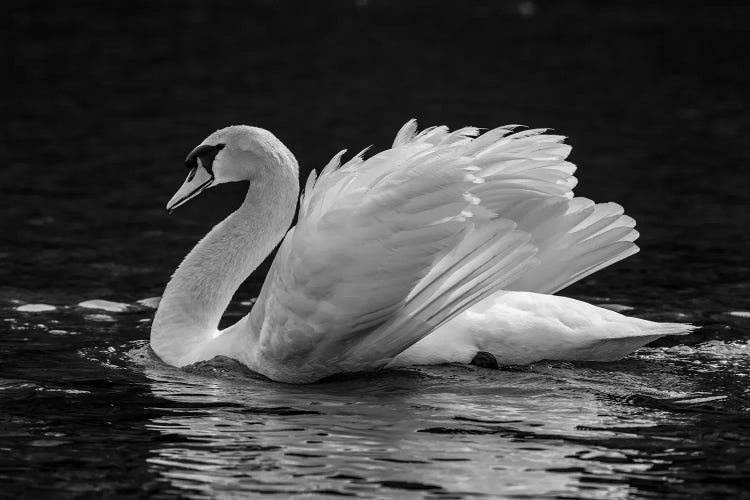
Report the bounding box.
[388,292,695,367]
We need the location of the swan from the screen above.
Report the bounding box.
[151,120,694,383]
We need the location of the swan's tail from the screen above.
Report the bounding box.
[649,322,698,336]
[569,321,697,362]
[389,293,697,368]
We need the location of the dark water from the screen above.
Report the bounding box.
[3,1,750,498]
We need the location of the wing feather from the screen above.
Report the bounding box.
[241,120,640,382]
[247,132,482,381]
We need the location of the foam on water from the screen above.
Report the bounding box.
[137,297,161,309]
[16,304,57,312]
[78,299,133,313]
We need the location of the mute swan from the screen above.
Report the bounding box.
[151,120,694,383]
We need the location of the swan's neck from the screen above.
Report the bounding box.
[151,165,298,366]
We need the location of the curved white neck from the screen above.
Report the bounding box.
[151,163,299,366]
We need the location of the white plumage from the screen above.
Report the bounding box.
[151,120,694,383]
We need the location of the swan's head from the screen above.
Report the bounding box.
[166,125,296,212]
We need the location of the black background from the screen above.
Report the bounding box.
[4,0,749,307]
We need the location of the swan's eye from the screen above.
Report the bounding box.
[185,143,226,176]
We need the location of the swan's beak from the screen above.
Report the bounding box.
[166,164,214,213]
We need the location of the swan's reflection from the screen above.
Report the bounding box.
[138,349,695,498]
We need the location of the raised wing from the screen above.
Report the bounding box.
[457,125,638,293]
[245,120,638,382]
[245,128,474,381]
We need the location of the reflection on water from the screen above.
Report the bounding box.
[134,340,750,498]
[144,368,649,497]
[6,298,749,499]
[4,0,750,498]
[3,293,750,499]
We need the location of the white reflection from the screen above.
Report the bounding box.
[132,344,701,499]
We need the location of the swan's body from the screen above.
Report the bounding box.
[151,121,694,383]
